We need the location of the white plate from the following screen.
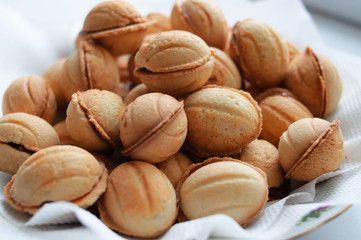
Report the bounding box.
[281,205,351,239]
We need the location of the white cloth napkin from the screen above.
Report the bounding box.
[1,0,361,239]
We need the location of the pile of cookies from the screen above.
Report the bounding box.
[0,0,344,238]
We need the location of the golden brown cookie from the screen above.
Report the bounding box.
[4,145,107,214]
[66,89,126,151]
[134,30,214,96]
[285,47,343,118]
[146,12,172,34]
[184,85,262,157]
[81,0,152,56]
[156,150,193,187]
[176,157,268,226]
[61,41,119,102]
[278,118,344,182]
[53,120,79,146]
[98,161,177,238]
[231,19,289,88]
[256,88,313,146]
[171,0,228,49]
[0,113,60,174]
[123,83,151,105]
[237,139,284,188]
[42,58,67,106]
[206,47,242,89]
[2,75,57,124]
[120,92,187,163]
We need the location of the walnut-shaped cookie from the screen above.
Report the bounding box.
[0,113,60,174]
[171,0,228,49]
[156,150,193,187]
[2,75,57,124]
[42,58,67,106]
[256,88,313,146]
[231,19,289,88]
[66,89,126,152]
[184,86,262,157]
[176,157,268,226]
[285,47,342,118]
[98,161,177,238]
[120,93,187,163]
[146,12,172,34]
[53,120,79,146]
[4,145,107,214]
[123,83,151,105]
[61,41,119,102]
[81,0,152,55]
[206,47,242,89]
[237,139,284,188]
[134,31,214,96]
[278,118,344,182]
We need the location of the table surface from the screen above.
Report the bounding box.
[294,8,361,240]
